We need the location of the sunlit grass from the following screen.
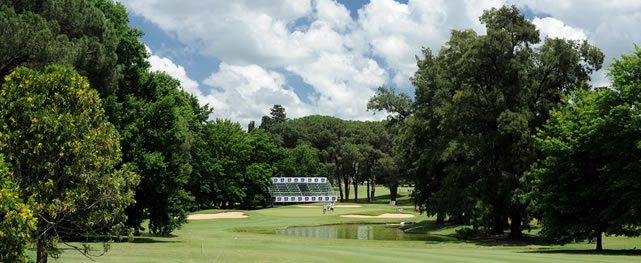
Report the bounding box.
[40,187,641,263]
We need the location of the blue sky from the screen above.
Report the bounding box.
[121,0,641,127]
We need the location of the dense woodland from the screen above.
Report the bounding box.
[0,1,640,262]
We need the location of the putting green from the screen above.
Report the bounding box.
[47,202,641,263]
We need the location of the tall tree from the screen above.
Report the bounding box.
[375,5,603,236]
[0,66,138,263]
[119,72,199,236]
[530,47,641,250]
[260,104,288,132]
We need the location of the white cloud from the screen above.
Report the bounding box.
[146,45,202,96]
[532,17,587,41]
[145,45,312,127]
[315,0,353,32]
[202,63,311,126]
[516,0,641,84]
[123,0,641,123]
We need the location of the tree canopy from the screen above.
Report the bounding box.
[530,47,641,250]
[369,5,604,237]
[0,66,138,263]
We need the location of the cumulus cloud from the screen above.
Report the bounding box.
[123,0,641,123]
[202,63,310,126]
[146,46,312,127]
[532,17,587,41]
[146,45,202,96]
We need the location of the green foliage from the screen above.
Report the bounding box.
[113,72,200,236]
[367,86,413,125]
[0,155,36,263]
[0,66,139,261]
[285,143,324,177]
[0,0,133,96]
[530,47,641,250]
[189,120,288,209]
[270,114,396,202]
[373,5,605,236]
[260,104,288,133]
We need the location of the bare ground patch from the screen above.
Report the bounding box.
[188,212,248,220]
[295,204,363,208]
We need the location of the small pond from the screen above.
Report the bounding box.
[278,224,452,241]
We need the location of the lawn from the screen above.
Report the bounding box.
[46,188,641,263]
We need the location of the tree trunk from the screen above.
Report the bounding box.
[337,175,343,202]
[353,163,359,202]
[366,178,370,202]
[343,173,350,201]
[490,215,506,235]
[37,225,49,263]
[451,212,466,224]
[370,175,376,201]
[389,182,398,202]
[508,211,523,239]
[596,231,603,251]
[353,178,358,202]
[335,159,343,202]
[436,212,445,225]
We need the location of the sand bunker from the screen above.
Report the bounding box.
[296,205,363,208]
[187,212,248,220]
[340,213,415,219]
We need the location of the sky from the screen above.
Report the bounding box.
[119,0,641,127]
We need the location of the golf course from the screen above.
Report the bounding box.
[4,1,641,262]
[51,189,641,263]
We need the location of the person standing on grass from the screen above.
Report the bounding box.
[330,202,334,213]
[322,203,327,214]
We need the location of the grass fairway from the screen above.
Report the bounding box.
[50,189,641,263]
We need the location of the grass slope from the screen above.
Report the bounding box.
[47,187,641,262]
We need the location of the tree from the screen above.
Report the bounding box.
[530,47,641,250]
[0,154,36,263]
[395,5,603,237]
[0,66,138,263]
[189,119,292,209]
[278,143,324,178]
[0,0,131,96]
[260,104,288,132]
[367,87,415,204]
[367,86,413,125]
[118,72,200,236]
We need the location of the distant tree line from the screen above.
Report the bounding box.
[259,107,404,203]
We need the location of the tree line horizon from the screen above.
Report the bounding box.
[1,1,640,262]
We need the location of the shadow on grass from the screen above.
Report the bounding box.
[522,249,641,256]
[129,237,180,244]
[404,221,551,247]
[353,195,414,206]
[457,234,549,247]
[402,220,459,233]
